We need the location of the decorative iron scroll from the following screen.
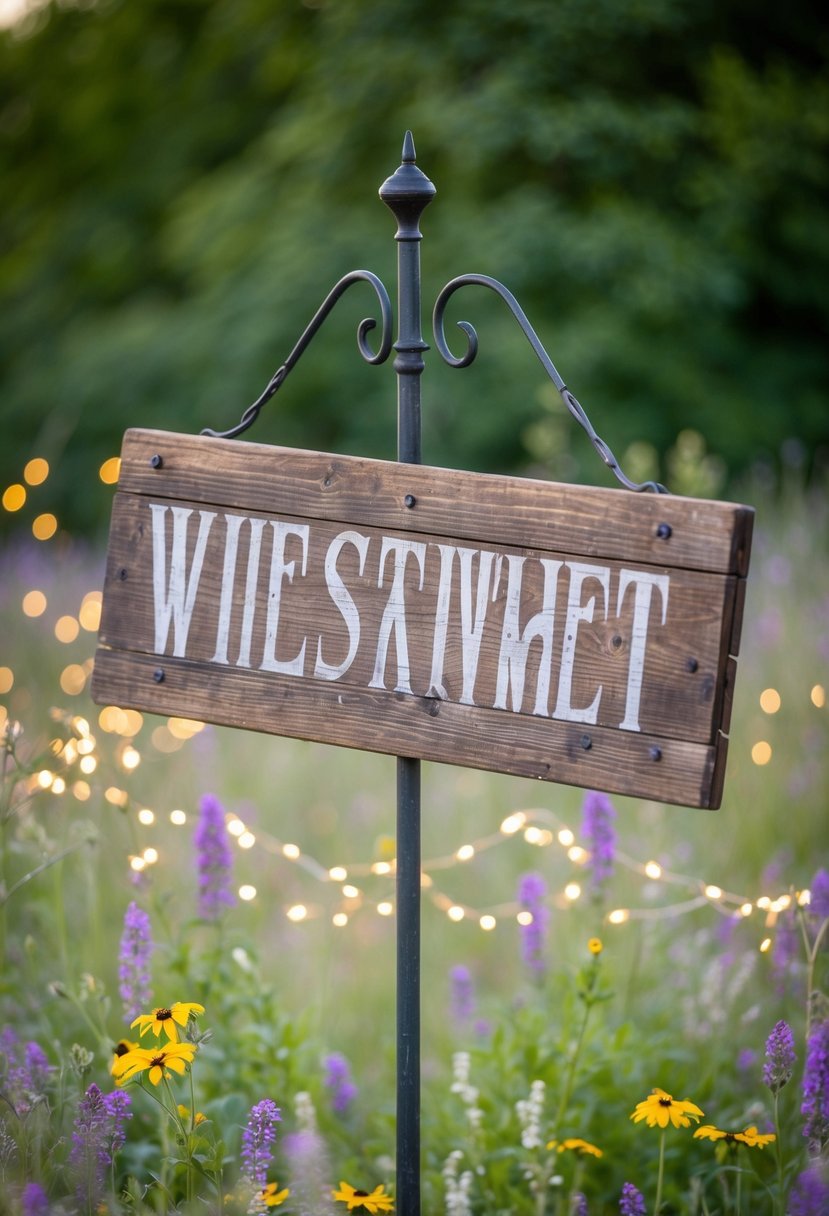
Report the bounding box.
[433,273,667,494]
[201,269,393,440]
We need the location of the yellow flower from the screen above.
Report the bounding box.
[694,1123,776,1148]
[631,1088,704,1129]
[547,1137,603,1157]
[111,1039,139,1075]
[177,1103,207,1126]
[588,938,603,955]
[112,1041,197,1086]
[131,1001,205,1043]
[262,1181,290,1206]
[332,1180,395,1212]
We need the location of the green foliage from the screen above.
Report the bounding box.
[1,0,828,538]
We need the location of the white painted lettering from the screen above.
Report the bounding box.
[369,537,426,693]
[150,503,215,657]
[236,517,266,668]
[553,562,610,724]
[494,556,562,715]
[616,569,670,731]
[259,521,310,675]
[427,544,456,699]
[458,547,498,705]
[314,530,371,681]
[210,513,246,664]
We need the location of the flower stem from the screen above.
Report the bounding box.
[654,1129,666,1215]
[772,1091,785,1216]
[550,999,592,1141]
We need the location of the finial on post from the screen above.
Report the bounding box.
[379,131,436,240]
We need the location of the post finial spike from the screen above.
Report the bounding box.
[402,130,416,163]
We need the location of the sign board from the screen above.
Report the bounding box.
[91,428,753,808]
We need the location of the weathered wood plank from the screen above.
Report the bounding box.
[91,647,722,807]
[97,490,738,745]
[116,429,754,576]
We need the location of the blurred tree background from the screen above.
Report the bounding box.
[1,0,827,537]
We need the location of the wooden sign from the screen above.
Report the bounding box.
[91,428,753,808]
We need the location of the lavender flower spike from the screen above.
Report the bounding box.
[789,1165,829,1216]
[449,964,475,1023]
[118,901,154,1021]
[323,1052,358,1115]
[21,1184,49,1216]
[802,1019,829,1152]
[194,793,235,920]
[763,1020,796,1093]
[810,868,829,920]
[581,790,617,889]
[517,872,549,974]
[69,1084,111,1210]
[619,1182,646,1215]
[241,1098,281,1189]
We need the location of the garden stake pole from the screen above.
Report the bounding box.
[379,132,436,1216]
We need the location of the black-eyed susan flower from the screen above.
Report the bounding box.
[547,1137,603,1157]
[332,1180,395,1212]
[112,1041,197,1086]
[262,1181,290,1206]
[694,1124,776,1148]
[110,1039,139,1075]
[588,937,603,955]
[630,1087,704,1129]
[131,1001,205,1043]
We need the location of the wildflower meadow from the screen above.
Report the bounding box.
[0,458,827,1214]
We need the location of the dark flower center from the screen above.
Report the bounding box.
[114,1041,130,1057]
[150,1053,166,1067]
[355,1191,369,1198]
[156,1008,173,1021]
[658,1098,672,1106]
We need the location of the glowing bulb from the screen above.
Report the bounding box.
[705,885,723,900]
[51,777,66,795]
[798,889,811,907]
[557,828,575,846]
[137,808,155,826]
[740,902,753,917]
[759,937,772,953]
[54,615,80,644]
[372,861,392,875]
[105,787,128,807]
[645,861,662,879]
[563,882,581,901]
[227,817,246,837]
[73,781,91,801]
[142,847,158,864]
[329,866,348,882]
[759,688,781,714]
[121,746,140,770]
[500,812,526,834]
[751,741,772,766]
[608,908,629,925]
[377,901,394,917]
[568,845,587,863]
[517,910,534,926]
[77,736,95,755]
[456,844,475,861]
[447,906,465,922]
[811,684,826,708]
[170,809,187,825]
[32,513,58,541]
[79,755,96,775]
[24,458,49,486]
[238,831,256,849]
[129,856,146,872]
[333,912,348,927]
[22,590,47,617]
[342,884,360,899]
[37,769,54,789]
[79,593,102,632]
[756,896,772,910]
[479,915,496,931]
[239,885,257,902]
[287,904,307,922]
[2,484,26,512]
[282,843,300,860]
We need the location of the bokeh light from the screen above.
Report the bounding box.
[2,484,26,511]
[23,458,49,485]
[32,513,58,541]
[79,592,102,631]
[99,457,121,484]
[22,590,47,617]
[54,616,80,644]
[759,688,781,713]
[751,741,772,766]
[0,667,13,694]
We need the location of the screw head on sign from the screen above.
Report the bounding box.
[404,494,417,509]
[580,734,592,751]
[153,669,165,684]
[149,454,163,469]
[649,746,662,761]
[655,522,672,540]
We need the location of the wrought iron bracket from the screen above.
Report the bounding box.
[433,273,667,494]
[201,269,393,440]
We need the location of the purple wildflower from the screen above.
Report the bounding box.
[449,964,475,1024]
[323,1052,358,1116]
[282,1129,336,1215]
[194,794,235,920]
[517,872,549,974]
[1,1033,51,1116]
[810,868,829,919]
[737,1047,757,1073]
[240,1098,281,1188]
[771,910,800,994]
[802,1019,829,1151]
[763,1020,796,1092]
[20,1184,49,1216]
[118,901,154,1021]
[619,1182,646,1215]
[581,790,617,889]
[789,1166,829,1216]
[572,1192,588,1215]
[102,1089,132,1158]
[70,1084,112,1209]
